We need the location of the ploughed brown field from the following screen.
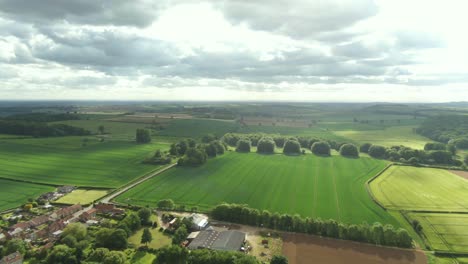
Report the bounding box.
[282,233,427,264]
[450,170,468,180]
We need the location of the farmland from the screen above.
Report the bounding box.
[115,152,397,225]
[0,179,54,211]
[406,213,468,254]
[369,166,468,211]
[0,138,169,188]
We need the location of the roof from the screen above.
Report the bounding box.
[0,252,23,264]
[212,230,246,251]
[187,231,200,240]
[190,213,208,228]
[187,230,245,251]
[187,230,219,250]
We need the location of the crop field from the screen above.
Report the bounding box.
[406,212,468,253]
[50,120,157,141]
[369,166,468,211]
[0,179,54,211]
[54,189,109,205]
[334,126,432,149]
[0,139,169,188]
[157,118,239,138]
[116,152,398,225]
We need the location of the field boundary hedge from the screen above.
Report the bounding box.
[365,163,394,211]
[0,176,59,187]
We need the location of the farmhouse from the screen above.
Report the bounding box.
[187,230,246,251]
[79,208,97,221]
[51,204,82,220]
[188,213,209,230]
[94,203,124,215]
[0,252,23,264]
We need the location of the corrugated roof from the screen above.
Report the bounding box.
[187,230,245,251]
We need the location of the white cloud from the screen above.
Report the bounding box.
[0,0,466,101]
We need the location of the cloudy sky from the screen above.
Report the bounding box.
[0,0,467,102]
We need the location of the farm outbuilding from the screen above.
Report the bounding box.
[187,230,246,251]
[189,213,208,230]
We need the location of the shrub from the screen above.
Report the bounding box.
[311,141,331,156]
[368,145,387,159]
[339,144,359,157]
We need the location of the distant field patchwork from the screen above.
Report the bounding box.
[369,166,468,212]
[406,212,468,254]
[0,179,54,211]
[0,139,168,188]
[116,152,397,225]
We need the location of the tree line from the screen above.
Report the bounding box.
[224,133,360,158]
[416,115,468,149]
[0,120,90,137]
[361,143,463,167]
[211,204,413,249]
[168,138,226,166]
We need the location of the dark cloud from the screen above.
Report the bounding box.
[31,27,178,68]
[0,0,168,27]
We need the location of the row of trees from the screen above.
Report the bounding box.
[211,204,413,249]
[144,149,172,165]
[0,120,90,137]
[154,246,263,264]
[416,115,468,147]
[169,138,227,166]
[361,143,462,166]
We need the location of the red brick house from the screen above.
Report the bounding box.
[79,208,97,221]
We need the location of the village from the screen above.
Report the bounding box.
[0,187,281,264]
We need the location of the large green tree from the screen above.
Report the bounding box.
[141,228,153,245]
[257,137,275,154]
[236,139,251,152]
[271,255,288,264]
[339,143,359,157]
[136,129,151,143]
[311,141,331,156]
[283,139,301,154]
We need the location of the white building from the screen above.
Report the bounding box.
[189,213,208,230]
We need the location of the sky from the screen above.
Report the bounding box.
[0,0,467,102]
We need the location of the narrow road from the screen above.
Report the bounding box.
[70,163,177,220]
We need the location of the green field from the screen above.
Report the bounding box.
[0,179,54,211]
[334,126,432,149]
[0,138,168,188]
[54,189,109,205]
[369,166,468,211]
[116,152,397,225]
[407,212,468,254]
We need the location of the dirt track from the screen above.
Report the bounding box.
[282,233,427,264]
[450,170,468,180]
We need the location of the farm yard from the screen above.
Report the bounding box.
[0,179,54,211]
[115,152,397,225]
[369,166,468,212]
[0,138,169,188]
[406,212,468,254]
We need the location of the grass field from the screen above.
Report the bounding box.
[0,179,54,211]
[407,212,468,254]
[128,227,172,249]
[157,118,239,138]
[0,138,169,188]
[54,189,109,205]
[129,252,156,264]
[369,166,468,211]
[334,126,432,149]
[116,152,397,225]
